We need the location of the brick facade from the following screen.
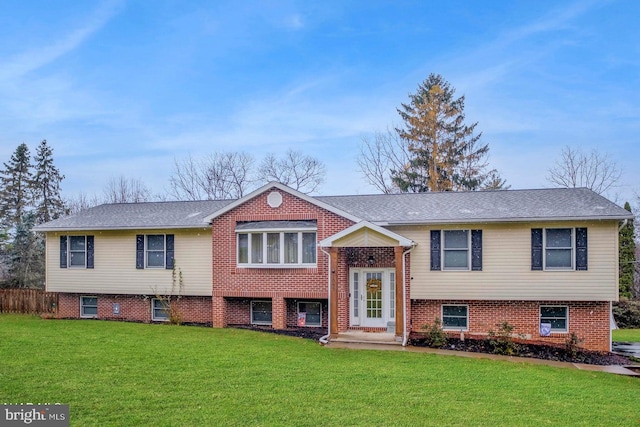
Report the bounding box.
[410,299,611,352]
[56,293,212,325]
[211,187,353,329]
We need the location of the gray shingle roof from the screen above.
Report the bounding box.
[34,200,234,231]
[317,188,632,224]
[34,187,632,231]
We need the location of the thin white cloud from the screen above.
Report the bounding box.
[0,0,124,80]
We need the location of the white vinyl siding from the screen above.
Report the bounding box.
[391,221,619,301]
[45,229,212,295]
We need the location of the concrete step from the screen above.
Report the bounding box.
[331,331,402,346]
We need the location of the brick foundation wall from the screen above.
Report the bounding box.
[411,299,610,352]
[56,293,212,324]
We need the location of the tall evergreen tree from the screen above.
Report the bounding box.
[619,202,636,299]
[392,74,504,192]
[0,143,33,228]
[32,140,66,223]
[8,212,44,288]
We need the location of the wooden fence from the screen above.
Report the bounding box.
[0,289,58,314]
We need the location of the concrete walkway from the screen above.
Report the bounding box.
[326,340,640,377]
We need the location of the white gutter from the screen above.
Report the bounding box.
[319,246,331,345]
[402,245,416,347]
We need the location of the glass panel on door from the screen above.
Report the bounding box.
[365,272,383,319]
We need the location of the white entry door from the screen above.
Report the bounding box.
[350,269,395,328]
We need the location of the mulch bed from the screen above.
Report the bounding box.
[237,325,636,366]
[410,336,634,366]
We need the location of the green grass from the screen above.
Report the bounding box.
[613,328,640,342]
[1,315,639,426]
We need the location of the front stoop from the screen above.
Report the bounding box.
[330,330,402,346]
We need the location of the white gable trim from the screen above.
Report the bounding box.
[319,221,414,247]
[202,182,362,224]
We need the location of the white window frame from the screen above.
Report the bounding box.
[68,235,87,268]
[151,298,170,322]
[543,228,574,271]
[251,300,273,325]
[146,235,166,269]
[540,305,568,333]
[237,230,317,267]
[297,301,322,327]
[441,230,471,271]
[441,304,469,331]
[80,296,98,318]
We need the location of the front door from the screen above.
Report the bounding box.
[350,269,395,328]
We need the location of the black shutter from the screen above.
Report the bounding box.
[136,235,144,269]
[60,236,68,268]
[471,230,482,271]
[531,229,543,270]
[86,236,94,269]
[165,234,175,269]
[576,228,588,270]
[430,230,441,271]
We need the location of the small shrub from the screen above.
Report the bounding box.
[487,321,520,356]
[564,332,584,358]
[421,318,448,347]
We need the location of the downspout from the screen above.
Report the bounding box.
[402,245,416,347]
[619,219,628,231]
[319,246,331,345]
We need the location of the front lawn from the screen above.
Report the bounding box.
[1,315,639,426]
[613,328,640,342]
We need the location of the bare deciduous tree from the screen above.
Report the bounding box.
[169,151,255,200]
[547,146,622,195]
[258,149,325,194]
[357,129,410,194]
[64,192,101,214]
[103,176,152,203]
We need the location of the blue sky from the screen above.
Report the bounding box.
[1,0,639,203]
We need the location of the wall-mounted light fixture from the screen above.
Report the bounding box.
[367,255,375,266]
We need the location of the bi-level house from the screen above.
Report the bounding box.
[34,183,632,352]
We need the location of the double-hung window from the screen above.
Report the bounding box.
[443,230,470,270]
[297,302,322,327]
[430,230,482,271]
[442,305,468,330]
[531,228,587,271]
[136,234,174,269]
[251,300,273,325]
[545,228,573,269]
[152,298,170,321]
[237,221,317,267]
[60,236,94,269]
[80,296,98,318]
[540,306,568,333]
